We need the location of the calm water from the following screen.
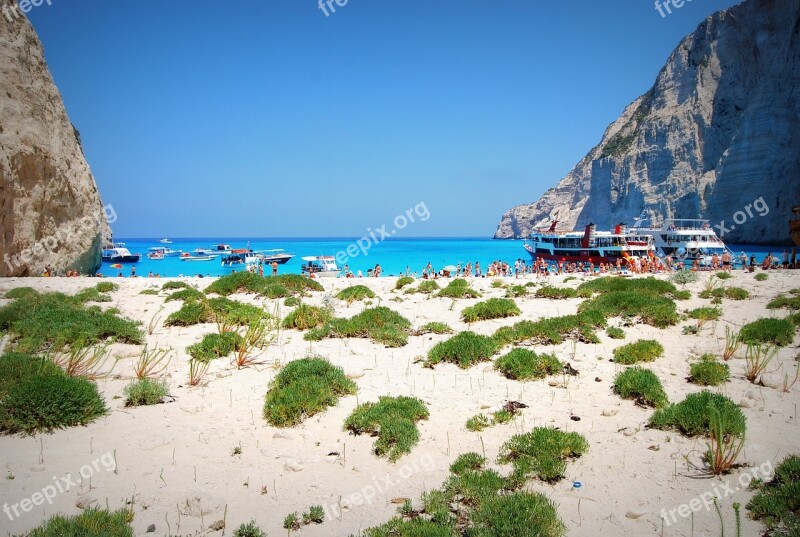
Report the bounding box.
[101,238,792,278]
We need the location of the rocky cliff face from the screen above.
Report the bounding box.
[0,6,110,276]
[495,0,800,245]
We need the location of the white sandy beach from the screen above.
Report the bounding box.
[0,271,798,537]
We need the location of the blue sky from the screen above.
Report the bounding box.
[27,0,741,238]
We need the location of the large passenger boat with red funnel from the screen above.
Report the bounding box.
[524,222,655,265]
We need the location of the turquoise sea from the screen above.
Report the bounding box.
[102,238,791,278]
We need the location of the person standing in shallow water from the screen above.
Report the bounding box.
[271,261,278,276]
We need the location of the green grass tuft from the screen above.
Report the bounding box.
[415,322,454,335]
[0,290,142,353]
[395,276,415,290]
[161,281,189,290]
[469,491,566,537]
[345,396,429,461]
[282,304,332,330]
[754,273,769,281]
[232,521,268,537]
[436,279,480,299]
[25,507,134,537]
[689,355,730,386]
[336,285,377,304]
[461,298,521,323]
[613,339,664,364]
[649,390,745,438]
[494,348,561,381]
[406,280,441,295]
[535,286,591,299]
[427,331,498,368]
[264,357,356,427]
[613,367,668,408]
[746,454,800,536]
[186,332,241,362]
[715,271,732,280]
[740,318,795,347]
[0,355,106,434]
[767,294,800,310]
[688,306,722,321]
[606,326,626,339]
[450,452,486,475]
[492,311,606,347]
[498,427,588,483]
[124,378,169,407]
[165,287,204,302]
[305,307,411,347]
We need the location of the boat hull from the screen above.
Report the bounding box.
[262,254,294,265]
[524,249,642,265]
[102,255,140,263]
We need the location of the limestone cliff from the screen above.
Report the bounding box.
[495,0,800,244]
[0,6,110,276]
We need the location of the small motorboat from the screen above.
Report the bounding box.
[159,238,172,244]
[261,249,295,265]
[102,246,141,263]
[148,246,182,258]
[301,256,340,278]
[181,253,214,262]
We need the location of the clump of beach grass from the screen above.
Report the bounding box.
[740,318,795,347]
[413,322,453,335]
[164,297,269,327]
[690,354,730,386]
[688,306,722,329]
[187,332,241,362]
[767,292,800,311]
[746,454,800,535]
[305,306,411,347]
[282,303,332,330]
[426,331,497,369]
[0,353,106,435]
[336,285,376,304]
[613,367,668,408]
[405,280,441,295]
[754,273,769,281]
[577,277,682,327]
[649,390,745,438]
[715,271,732,280]
[670,270,699,285]
[492,311,606,347]
[437,279,480,299]
[264,357,356,427]
[0,289,143,353]
[606,326,626,339]
[345,396,429,461]
[233,521,268,537]
[613,339,664,364]
[498,427,588,483]
[505,285,528,298]
[165,287,204,302]
[162,281,189,291]
[124,378,169,407]
[24,507,134,537]
[535,286,591,299]
[395,276,414,290]
[494,348,561,381]
[461,298,520,323]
